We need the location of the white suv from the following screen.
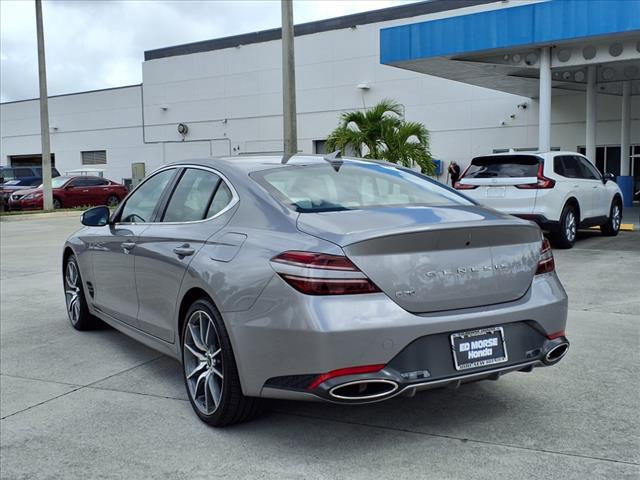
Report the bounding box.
[455,151,623,248]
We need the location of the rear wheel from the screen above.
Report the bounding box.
[181,298,263,427]
[600,198,621,236]
[106,194,120,207]
[64,255,100,330]
[552,204,577,249]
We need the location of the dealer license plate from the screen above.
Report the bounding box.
[451,327,508,371]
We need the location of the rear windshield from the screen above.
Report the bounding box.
[465,155,540,178]
[252,162,472,213]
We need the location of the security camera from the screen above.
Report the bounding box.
[517,102,528,110]
[499,120,506,126]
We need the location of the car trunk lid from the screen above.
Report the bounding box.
[297,206,541,313]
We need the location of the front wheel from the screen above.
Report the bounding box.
[181,299,263,427]
[551,204,578,249]
[106,194,120,207]
[600,198,622,236]
[53,197,62,209]
[64,255,100,330]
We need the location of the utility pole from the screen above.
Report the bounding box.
[35,0,53,210]
[281,0,298,156]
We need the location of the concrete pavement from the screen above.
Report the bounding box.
[1,216,638,479]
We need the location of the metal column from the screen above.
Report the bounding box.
[586,66,597,163]
[620,81,631,176]
[538,47,551,152]
[281,0,298,156]
[35,0,53,210]
[618,80,633,207]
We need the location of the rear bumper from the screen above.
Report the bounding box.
[513,214,560,231]
[264,327,569,404]
[224,272,568,398]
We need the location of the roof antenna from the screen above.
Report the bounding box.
[323,150,343,172]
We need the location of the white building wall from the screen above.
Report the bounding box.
[0,86,160,182]
[2,0,639,183]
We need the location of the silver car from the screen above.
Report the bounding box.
[63,155,569,426]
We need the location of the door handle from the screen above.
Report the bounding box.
[121,241,136,252]
[173,244,195,257]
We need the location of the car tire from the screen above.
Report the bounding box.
[53,197,62,209]
[106,194,120,207]
[551,204,578,249]
[600,198,622,237]
[64,255,101,330]
[181,298,263,427]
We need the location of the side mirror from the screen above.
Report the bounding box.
[65,184,75,190]
[81,206,110,227]
[603,173,615,183]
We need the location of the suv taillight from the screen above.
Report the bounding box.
[454,182,478,190]
[270,251,380,295]
[536,238,555,275]
[516,163,555,189]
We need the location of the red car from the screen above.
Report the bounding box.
[7,176,128,210]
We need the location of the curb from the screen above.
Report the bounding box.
[0,211,82,222]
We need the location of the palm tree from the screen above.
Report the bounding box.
[325,99,434,175]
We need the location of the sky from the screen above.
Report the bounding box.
[0,0,420,103]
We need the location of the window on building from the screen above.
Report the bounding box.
[81,150,107,165]
[578,144,638,176]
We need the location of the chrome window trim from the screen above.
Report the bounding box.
[115,164,239,226]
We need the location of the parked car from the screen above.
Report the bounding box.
[0,165,60,183]
[454,151,623,248]
[0,177,43,210]
[8,175,127,210]
[63,156,569,427]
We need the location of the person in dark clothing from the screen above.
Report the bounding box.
[448,161,461,186]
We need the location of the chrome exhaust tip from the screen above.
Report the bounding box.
[543,342,569,365]
[329,379,398,401]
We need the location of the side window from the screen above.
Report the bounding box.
[85,178,107,186]
[15,168,33,178]
[553,156,566,177]
[555,155,580,178]
[576,156,600,180]
[207,181,233,217]
[163,168,222,222]
[120,169,175,223]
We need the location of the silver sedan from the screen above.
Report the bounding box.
[63,155,569,426]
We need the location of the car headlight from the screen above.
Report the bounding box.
[23,194,34,200]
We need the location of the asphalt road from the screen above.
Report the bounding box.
[1,215,638,480]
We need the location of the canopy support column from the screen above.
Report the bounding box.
[586,66,597,163]
[538,47,551,152]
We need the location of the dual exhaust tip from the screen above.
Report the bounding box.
[326,340,569,401]
[543,341,569,365]
[329,379,398,401]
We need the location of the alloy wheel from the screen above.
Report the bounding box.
[183,310,224,415]
[612,204,621,231]
[564,211,576,242]
[53,198,61,209]
[64,260,81,325]
[106,195,120,207]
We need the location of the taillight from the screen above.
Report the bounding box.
[536,238,555,275]
[271,251,380,295]
[308,364,385,390]
[516,163,555,189]
[454,182,478,190]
